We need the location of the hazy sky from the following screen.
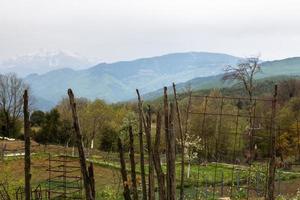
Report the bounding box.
[1,0,300,62]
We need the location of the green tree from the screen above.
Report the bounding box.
[34,109,70,145]
[276,97,300,161]
[30,110,45,126]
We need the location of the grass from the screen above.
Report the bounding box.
[2,140,300,199]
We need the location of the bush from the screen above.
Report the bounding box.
[30,110,45,126]
[99,126,118,151]
[97,186,121,200]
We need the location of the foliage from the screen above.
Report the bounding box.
[276,97,300,160]
[30,110,45,126]
[97,186,122,200]
[33,109,72,145]
[99,126,119,151]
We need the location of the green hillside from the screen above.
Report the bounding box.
[143,57,300,100]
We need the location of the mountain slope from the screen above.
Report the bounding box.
[143,57,300,100]
[24,52,240,109]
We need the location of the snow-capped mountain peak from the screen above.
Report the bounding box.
[0,50,100,77]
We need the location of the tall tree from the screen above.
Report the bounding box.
[223,57,261,100]
[223,57,261,163]
[0,73,29,137]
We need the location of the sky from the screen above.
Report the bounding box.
[1,0,300,62]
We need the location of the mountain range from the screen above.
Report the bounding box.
[23,52,240,110]
[2,51,300,110]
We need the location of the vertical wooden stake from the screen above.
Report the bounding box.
[153,111,166,200]
[88,163,95,199]
[68,89,94,200]
[172,82,185,200]
[23,90,31,200]
[163,87,170,200]
[168,103,176,200]
[118,138,132,200]
[136,89,147,200]
[129,125,139,200]
[267,85,277,200]
[145,106,155,200]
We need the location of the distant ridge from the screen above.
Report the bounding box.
[13,52,300,110]
[142,57,300,100]
[24,52,240,110]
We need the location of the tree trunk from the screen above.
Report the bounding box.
[153,111,166,200]
[173,83,185,200]
[23,90,31,200]
[145,106,155,200]
[129,125,139,200]
[68,89,94,200]
[4,112,10,138]
[136,89,147,200]
[118,138,132,200]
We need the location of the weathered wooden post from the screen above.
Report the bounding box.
[24,90,31,200]
[168,103,176,200]
[164,87,176,200]
[88,163,95,199]
[68,89,94,200]
[153,111,166,200]
[266,85,278,200]
[173,82,185,200]
[136,89,147,200]
[164,87,170,200]
[145,106,155,200]
[129,125,138,200]
[118,137,132,200]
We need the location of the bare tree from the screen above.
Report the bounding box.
[223,57,261,100]
[0,73,29,138]
[223,57,261,163]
